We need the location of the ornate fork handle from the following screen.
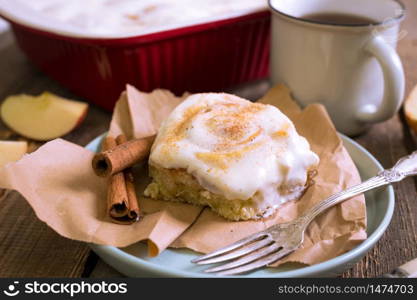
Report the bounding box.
[303,150,417,225]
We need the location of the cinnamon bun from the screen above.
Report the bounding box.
[144,93,319,220]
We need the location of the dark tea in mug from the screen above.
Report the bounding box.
[301,12,379,25]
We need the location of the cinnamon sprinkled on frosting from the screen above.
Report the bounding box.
[149,93,319,202]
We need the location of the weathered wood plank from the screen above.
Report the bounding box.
[0,191,90,277]
[88,259,124,278]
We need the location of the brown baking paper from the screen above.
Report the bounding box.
[0,84,366,268]
[108,85,187,139]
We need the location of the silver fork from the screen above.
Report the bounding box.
[192,151,417,275]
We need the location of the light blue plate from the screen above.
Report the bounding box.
[87,134,394,277]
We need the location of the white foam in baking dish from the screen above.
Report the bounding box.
[0,0,267,39]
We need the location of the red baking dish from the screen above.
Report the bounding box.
[2,10,270,111]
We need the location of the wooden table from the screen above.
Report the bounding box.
[1,1,416,278]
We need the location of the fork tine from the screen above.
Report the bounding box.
[204,243,281,273]
[215,249,292,276]
[194,237,274,265]
[191,232,268,264]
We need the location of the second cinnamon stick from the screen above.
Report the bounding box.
[92,135,155,177]
[116,134,141,221]
[102,136,129,219]
[103,135,141,224]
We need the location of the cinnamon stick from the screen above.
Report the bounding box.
[102,136,129,219]
[102,135,140,224]
[92,135,155,177]
[116,134,141,221]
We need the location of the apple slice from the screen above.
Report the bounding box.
[404,84,417,134]
[0,140,28,168]
[0,92,88,141]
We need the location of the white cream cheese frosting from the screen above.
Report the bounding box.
[149,93,319,209]
[18,0,267,36]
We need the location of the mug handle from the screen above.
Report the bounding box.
[356,35,405,123]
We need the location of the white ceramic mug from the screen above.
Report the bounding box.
[269,0,405,136]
